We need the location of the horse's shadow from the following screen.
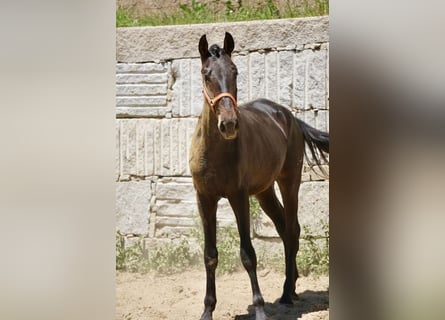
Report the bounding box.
[234,290,329,320]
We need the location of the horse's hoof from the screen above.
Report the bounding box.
[255,306,267,320]
[292,292,300,301]
[256,313,267,320]
[279,295,294,305]
[199,311,212,320]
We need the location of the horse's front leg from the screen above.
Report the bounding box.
[197,192,219,320]
[228,190,267,320]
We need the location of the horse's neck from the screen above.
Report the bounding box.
[200,103,219,140]
[198,102,236,156]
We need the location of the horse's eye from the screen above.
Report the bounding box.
[231,65,238,76]
[201,68,212,76]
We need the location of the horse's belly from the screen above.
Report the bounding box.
[245,161,283,195]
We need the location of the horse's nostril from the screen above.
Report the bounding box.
[219,120,238,136]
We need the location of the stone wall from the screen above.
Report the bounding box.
[116,16,329,249]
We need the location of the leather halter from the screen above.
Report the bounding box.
[203,84,239,115]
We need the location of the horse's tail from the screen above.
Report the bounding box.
[296,118,329,175]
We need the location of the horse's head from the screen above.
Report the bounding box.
[199,32,239,140]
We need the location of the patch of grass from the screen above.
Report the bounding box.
[116,0,329,27]
[116,231,150,272]
[116,216,328,276]
[116,6,137,27]
[249,196,262,220]
[148,239,201,273]
[297,220,329,276]
[179,0,208,23]
[216,226,242,273]
[191,220,242,274]
[254,222,329,276]
[116,232,200,274]
[191,212,329,276]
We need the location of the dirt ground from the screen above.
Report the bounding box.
[116,268,329,320]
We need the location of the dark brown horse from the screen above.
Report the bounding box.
[189,32,329,320]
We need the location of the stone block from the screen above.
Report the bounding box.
[116,180,152,235]
[309,165,329,181]
[115,122,120,181]
[116,62,168,73]
[171,59,190,117]
[149,177,239,239]
[278,51,294,107]
[116,84,167,96]
[116,61,170,117]
[116,96,167,106]
[116,73,168,84]
[190,59,203,116]
[252,238,284,260]
[123,236,142,249]
[216,198,237,227]
[295,109,329,134]
[116,17,329,62]
[301,165,311,182]
[116,106,170,118]
[155,216,196,227]
[253,211,280,238]
[298,181,329,236]
[252,181,328,238]
[117,118,197,178]
[306,50,328,110]
[172,58,205,117]
[232,54,249,104]
[265,51,279,102]
[297,110,316,128]
[118,119,137,178]
[294,49,309,110]
[154,226,199,239]
[156,177,196,201]
[249,52,265,100]
[156,200,197,217]
[315,110,329,133]
[152,194,237,236]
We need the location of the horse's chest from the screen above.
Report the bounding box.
[190,155,236,195]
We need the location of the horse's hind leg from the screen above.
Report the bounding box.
[277,172,302,304]
[255,186,285,237]
[228,190,266,320]
[255,185,300,301]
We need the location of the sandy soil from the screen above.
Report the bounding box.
[116,268,328,320]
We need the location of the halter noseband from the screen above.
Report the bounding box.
[203,84,239,115]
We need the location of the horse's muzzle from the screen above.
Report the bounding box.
[217,98,239,139]
[218,118,239,140]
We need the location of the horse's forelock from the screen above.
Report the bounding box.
[208,44,223,58]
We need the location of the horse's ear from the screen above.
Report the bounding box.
[224,32,234,57]
[199,34,209,62]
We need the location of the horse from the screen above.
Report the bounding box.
[189,32,329,320]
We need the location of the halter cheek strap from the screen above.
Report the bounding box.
[203,85,239,115]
